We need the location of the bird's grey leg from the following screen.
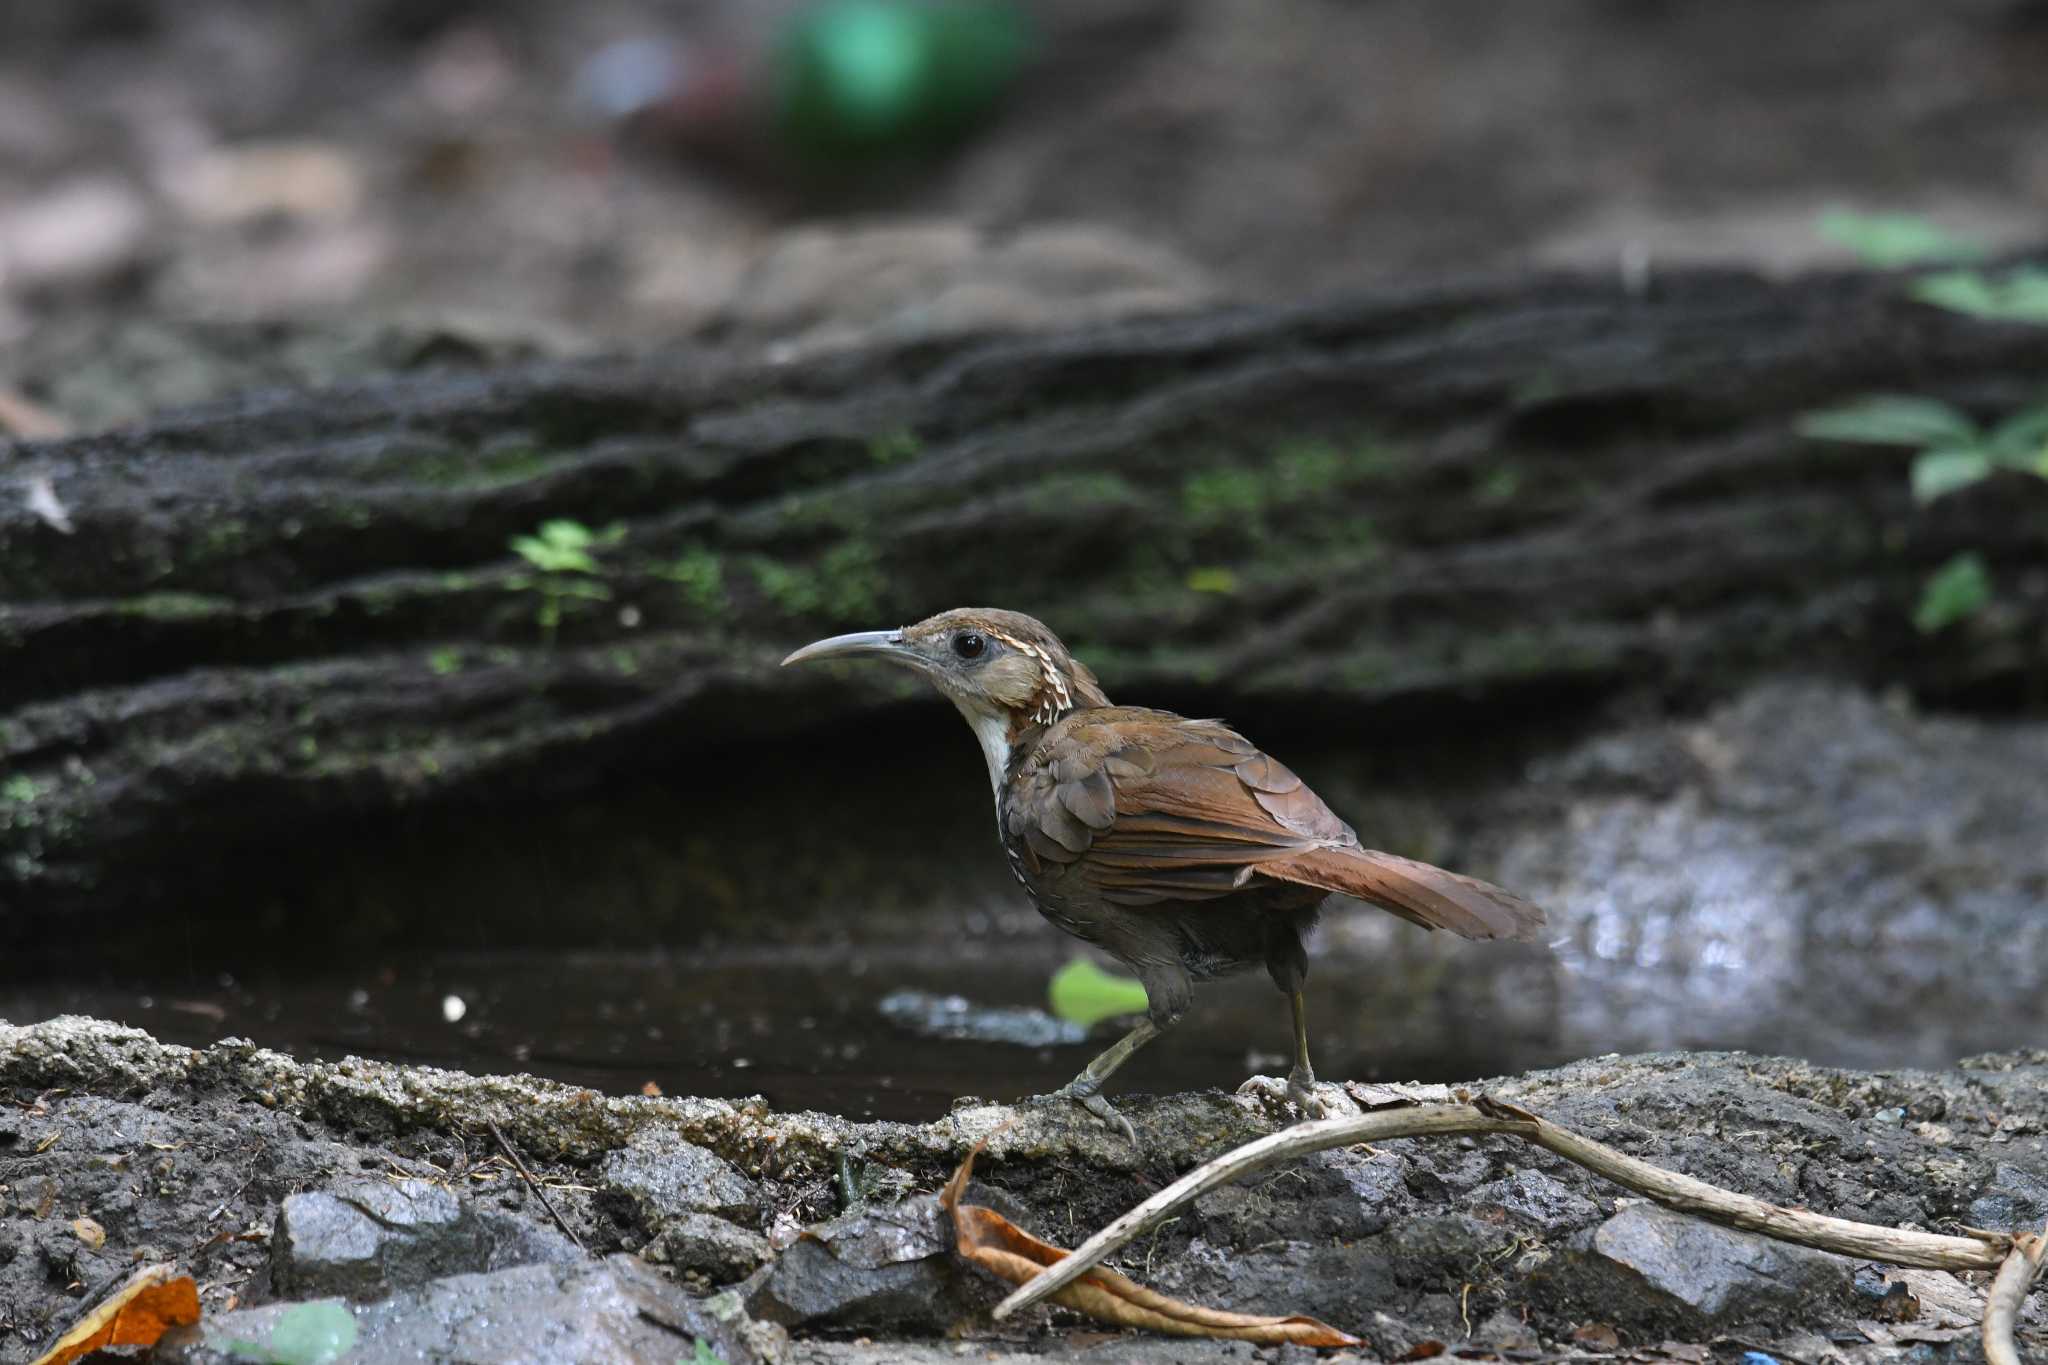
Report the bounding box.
[1055,1017,1164,1141]
[1285,990,1327,1118]
[1052,960,1187,1140]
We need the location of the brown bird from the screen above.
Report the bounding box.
[784,608,1544,1135]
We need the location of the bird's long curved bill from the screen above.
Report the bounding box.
[781,629,912,667]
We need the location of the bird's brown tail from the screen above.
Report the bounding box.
[1259,846,1546,941]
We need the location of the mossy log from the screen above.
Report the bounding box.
[3,264,2046,935]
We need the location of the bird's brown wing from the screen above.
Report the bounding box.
[1008,711,1544,942]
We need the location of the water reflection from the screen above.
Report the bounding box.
[4,684,2039,1117]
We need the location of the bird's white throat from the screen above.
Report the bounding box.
[955,702,1012,797]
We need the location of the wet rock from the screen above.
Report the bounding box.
[6,1018,2046,1357]
[877,988,1087,1046]
[1966,1161,2048,1232]
[1148,1233,1408,1344]
[1192,1148,1407,1245]
[792,1340,1268,1363]
[741,1193,986,1333]
[1324,1147,1409,1214]
[600,1127,766,1225]
[272,1175,582,1300]
[1380,1213,1521,1287]
[161,1255,781,1365]
[644,1210,775,1281]
[1469,1167,1605,1232]
[1558,1204,1857,1335]
[1487,681,2048,1073]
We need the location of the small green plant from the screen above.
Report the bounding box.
[1475,465,1521,505]
[1816,208,2048,324]
[426,646,464,676]
[1048,958,1148,1027]
[1910,267,2048,326]
[1799,395,2048,631]
[652,546,727,616]
[682,1338,730,1365]
[506,519,624,644]
[866,428,922,465]
[1184,566,1238,595]
[1913,553,1993,634]
[1181,467,1269,529]
[748,541,885,620]
[1816,209,1983,269]
[1180,437,1395,540]
[1,774,40,804]
[1798,396,2048,497]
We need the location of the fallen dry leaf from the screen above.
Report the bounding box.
[30,1262,200,1365]
[1391,1340,1447,1361]
[1346,1080,1455,1110]
[0,390,71,440]
[941,1136,1360,1347]
[70,1216,105,1250]
[641,1080,663,1097]
[171,141,364,225]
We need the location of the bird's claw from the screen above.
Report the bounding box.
[1286,1074,1329,1120]
[1054,1078,1138,1142]
[1238,1072,1333,1123]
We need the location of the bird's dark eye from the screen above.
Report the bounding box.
[952,630,986,660]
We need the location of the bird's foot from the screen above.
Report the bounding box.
[1237,1072,1343,1123]
[1286,1065,1329,1120]
[1053,1075,1138,1142]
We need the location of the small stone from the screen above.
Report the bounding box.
[1966,1162,2048,1233]
[1380,1213,1514,1276]
[740,1193,987,1333]
[643,1211,773,1281]
[1567,1204,1857,1334]
[1470,1307,1540,1349]
[600,1129,764,1226]
[1468,1168,1603,1231]
[272,1176,580,1300]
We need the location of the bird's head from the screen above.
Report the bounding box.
[783,608,1110,789]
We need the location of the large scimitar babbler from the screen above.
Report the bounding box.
[785,608,1545,1137]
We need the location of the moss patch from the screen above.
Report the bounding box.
[110,592,237,621]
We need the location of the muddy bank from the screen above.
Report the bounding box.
[3,1016,2043,1362]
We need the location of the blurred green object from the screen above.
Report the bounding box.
[1914,553,1992,634]
[775,0,1031,161]
[1048,958,1149,1027]
[1816,209,1985,269]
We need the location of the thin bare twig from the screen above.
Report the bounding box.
[992,1096,2012,1321]
[1984,1225,2047,1365]
[486,1121,585,1253]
